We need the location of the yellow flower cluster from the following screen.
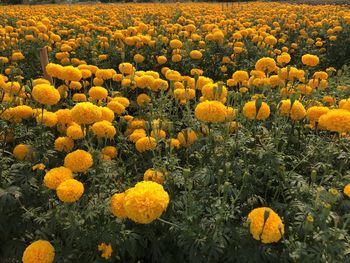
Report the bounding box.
[111,181,169,224]
[22,240,55,263]
[248,207,284,244]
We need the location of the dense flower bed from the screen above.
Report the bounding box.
[1,2,350,262]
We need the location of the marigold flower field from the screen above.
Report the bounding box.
[1,2,350,262]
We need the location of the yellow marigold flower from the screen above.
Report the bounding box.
[129,129,147,143]
[124,181,169,224]
[195,100,227,123]
[232,70,249,84]
[54,137,74,152]
[135,137,157,153]
[189,50,203,60]
[172,54,182,63]
[107,101,125,115]
[98,243,112,260]
[144,169,165,184]
[264,35,277,46]
[313,71,328,80]
[306,106,329,122]
[32,78,50,86]
[276,52,291,64]
[157,56,167,65]
[96,69,113,80]
[344,184,350,198]
[56,179,84,203]
[13,144,31,161]
[169,138,181,149]
[13,105,33,120]
[150,129,166,139]
[44,166,73,190]
[101,146,118,159]
[243,100,270,121]
[64,149,93,173]
[118,63,134,75]
[201,83,227,102]
[318,109,350,133]
[32,163,45,171]
[66,123,85,140]
[46,63,64,79]
[177,129,197,147]
[255,57,276,73]
[32,84,60,106]
[71,102,102,125]
[62,66,82,81]
[91,120,116,139]
[247,207,284,244]
[56,109,72,125]
[111,192,127,219]
[114,97,130,107]
[137,93,151,107]
[12,51,25,61]
[169,39,183,49]
[22,240,55,263]
[69,81,82,90]
[279,99,306,121]
[36,111,58,127]
[134,53,145,63]
[100,107,115,122]
[301,54,319,67]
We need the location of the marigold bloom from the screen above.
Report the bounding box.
[32,84,60,106]
[54,136,74,152]
[123,181,169,224]
[71,102,102,125]
[189,50,203,60]
[22,240,55,263]
[177,129,197,147]
[318,109,350,133]
[98,243,113,260]
[56,179,84,203]
[344,184,350,198]
[279,99,306,121]
[89,86,108,100]
[306,106,329,122]
[195,100,227,123]
[243,100,270,120]
[13,144,30,161]
[301,54,319,67]
[91,120,116,139]
[118,63,134,75]
[144,169,165,184]
[247,207,284,244]
[44,166,73,190]
[111,192,127,219]
[135,137,157,152]
[64,149,93,173]
[255,57,276,73]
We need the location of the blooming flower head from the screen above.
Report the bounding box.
[318,109,350,133]
[98,243,112,260]
[64,149,93,173]
[306,106,329,122]
[123,181,170,224]
[13,144,31,161]
[144,169,165,184]
[344,184,350,198]
[247,207,284,244]
[71,102,102,125]
[301,54,319,67]
[279,99,306,121]
[111,192,127,219]
[22,240,55,263]
[32,84,60,106]
[195,100,227,123]
[56,179,84,203]
[135,136,157,153]
[242,100,270,121]
[44,166,73,190]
